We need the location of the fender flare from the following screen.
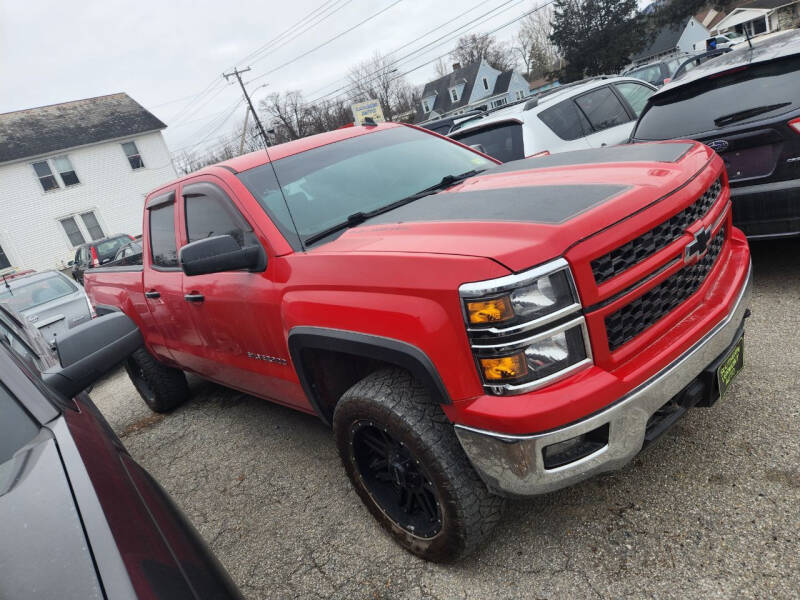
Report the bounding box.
[288,326,451,426]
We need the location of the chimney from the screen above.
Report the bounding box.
[452,62,461,72]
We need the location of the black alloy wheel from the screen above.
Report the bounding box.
[350,420,442,538]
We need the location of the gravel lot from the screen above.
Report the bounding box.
[92,238,800,600]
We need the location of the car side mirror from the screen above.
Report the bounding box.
[42,312,142,398]
[179,234,264,276]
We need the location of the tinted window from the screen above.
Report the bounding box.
[184,183,258,248]
[615,82,654,117]
[0,274,77,312]
[148,193,178,268]
[450,122,524,162]
[238,127,495,244]
[575,87,631,131]
[538,100,591,140]
[634,55,800,140]
[0,382,38,465]
[95,236,129,261]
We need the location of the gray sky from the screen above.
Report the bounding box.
[0,1,646,155]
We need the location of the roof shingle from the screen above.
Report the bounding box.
[0,93,166,164]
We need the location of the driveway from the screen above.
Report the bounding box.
[91,238,800,599]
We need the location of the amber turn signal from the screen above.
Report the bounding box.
[466,297,514,324]
[480,353,528,381]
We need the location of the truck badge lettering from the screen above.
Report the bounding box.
[246,352,288,365]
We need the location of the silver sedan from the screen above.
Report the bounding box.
[0,270,94,346]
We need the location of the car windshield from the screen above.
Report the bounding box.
[237,126,495,243]
[450,122,525,162]
[96,236,130,260]
[0,274,77,312]
[634,55,800,139]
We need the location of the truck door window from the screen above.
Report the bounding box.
[183,183,258,248]
[148,192,178,268]
[575,87,631,131]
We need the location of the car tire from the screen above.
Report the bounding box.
[124,347,189,413]
[333,368,505,562]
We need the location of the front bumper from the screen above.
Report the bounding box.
[454,262,753,498]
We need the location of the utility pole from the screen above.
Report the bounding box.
[223,67,270,148]
[238,105,251,154]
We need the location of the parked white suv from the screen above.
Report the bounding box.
[448,76,657,161]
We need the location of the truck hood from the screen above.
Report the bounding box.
[312,142,714,272]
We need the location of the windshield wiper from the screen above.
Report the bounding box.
[714,102,791,127]
[303,169,485,246]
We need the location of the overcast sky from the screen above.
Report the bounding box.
[0,0,646,155]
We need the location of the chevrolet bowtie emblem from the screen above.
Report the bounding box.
[684,226,712,263]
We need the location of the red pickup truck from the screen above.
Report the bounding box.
[85,123,752,562]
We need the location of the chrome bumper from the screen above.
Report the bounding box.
[455,263,753,498]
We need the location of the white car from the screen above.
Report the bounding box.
[692,33,742,52]
[448,76,657,161]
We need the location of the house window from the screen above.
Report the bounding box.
[422,99,431,113]
[53,155,80,186]
[33,161,59,191]
[483,77,489,91]
[60,217,86,247]
[491,98,508,108]
[80,212,104,240]
[122,141,144,169]
[450,87,459,102]
[515,90,525,100]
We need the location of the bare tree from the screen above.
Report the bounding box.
[346,52,418,121]
[450,33,517,72]
[433,57,450,78]
[260,91,311,141]
[516,4,562,80]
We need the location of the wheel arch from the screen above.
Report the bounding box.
[288,326,451,426]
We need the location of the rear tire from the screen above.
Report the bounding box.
[125,347,189,413]
[333,368,505,562]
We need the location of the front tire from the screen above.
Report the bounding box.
[125,347,189,413]
[333,368,505,562]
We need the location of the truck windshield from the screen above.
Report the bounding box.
[633,55,800,140]
[237,126,495,245]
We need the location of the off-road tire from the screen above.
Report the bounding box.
[333,368,505,562]
[125,347,189,413]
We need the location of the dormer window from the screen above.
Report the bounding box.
[482,77,489,91]
[449,87,459,102]
[422,99,431,113]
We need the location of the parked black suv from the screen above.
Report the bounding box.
[72,234,135,284]
[630,31,800,238]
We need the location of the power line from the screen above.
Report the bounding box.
[223,67,271,148]
[307,0,524,105]
[247,0,404,84]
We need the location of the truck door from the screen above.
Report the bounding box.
[141,189,205,369]
[177,178,304,408]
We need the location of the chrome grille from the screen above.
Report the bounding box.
[592,178,722,284]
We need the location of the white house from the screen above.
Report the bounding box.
[415,60,531,123]
[0,93,176,272]
[712,0,800,37]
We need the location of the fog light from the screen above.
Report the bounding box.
[542,424,609,469]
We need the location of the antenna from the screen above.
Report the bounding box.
[223,68,302,248]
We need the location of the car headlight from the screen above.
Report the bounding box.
[460,258,592,395]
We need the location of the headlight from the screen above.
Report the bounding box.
[460,259,592,395]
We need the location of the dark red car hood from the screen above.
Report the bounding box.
[312,142,714,272]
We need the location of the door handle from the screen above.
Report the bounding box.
[184,293,205,303]
[145,290,160,299]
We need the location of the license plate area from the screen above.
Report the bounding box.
[716,335,744,398]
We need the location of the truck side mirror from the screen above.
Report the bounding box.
[179,234,264,277]
[42,312,142,398]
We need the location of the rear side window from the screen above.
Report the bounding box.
[575,87,631,131]
[615,82,654,117]
[451,122,524,162]
[627,65,662,86]
[634,55,800,140]
[183,182,258,248]
[538,100,591,140]
[148,192,178,268]
[95,236,129,261]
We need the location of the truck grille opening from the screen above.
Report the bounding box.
[605,227,725,351]
[592,177,722,284]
